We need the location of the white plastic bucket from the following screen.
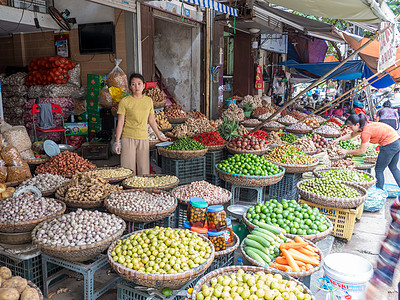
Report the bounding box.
[323,253,374,300]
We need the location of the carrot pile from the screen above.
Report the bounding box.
[270,236,320,272]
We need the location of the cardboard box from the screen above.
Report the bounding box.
[76,113,88,122]
[88,111,101,124]
[87,74,107,88]
[64,122,88,136]
[89,124,101,133]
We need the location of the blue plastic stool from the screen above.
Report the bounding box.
[230,184,264,205]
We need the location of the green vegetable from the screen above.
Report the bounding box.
[246,248,266,265]
[281,132,298,143]
[321,169,372,182]
[300,177,360,198]
[255,221,286,235]
[165,137,206,151]
[247,234,270,248]
[242,101,254,113]
[218,118,240,141]
[245,247,272,264]
[339,140,356,150]
[244,238,269,254]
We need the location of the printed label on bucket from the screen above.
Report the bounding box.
[324,276,367,300]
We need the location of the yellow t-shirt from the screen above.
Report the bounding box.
[117,95,154,140]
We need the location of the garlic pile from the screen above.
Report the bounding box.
[172,181,230,203]
[106,191,176,212]
[148,125,166,141]
[20,173,69,192]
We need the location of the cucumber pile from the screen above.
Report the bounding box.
[243,222,286,266]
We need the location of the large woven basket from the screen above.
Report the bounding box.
[216,166,285,187]
[153,99,166,109]
[167,116,189,124]
[263,126,284,132]
[317,132,341,138]
[226,145,268,156]
[285,127,313,134]
[171,184,232,205]
[104,189,177,222]
[313,167,377,189]
[6,179,28,187]
[355,163,376,170]
[28,280,44,300]
[149,140,160,149]
[278,121,296,127]
[107,230,215,289]
[297,179,368,209]
[0,199,66,233]
[160,126,173,132]
[122,174,180,191]
[207,144,226,151]
[157,146,208,159]
[190,266,314,300]
[242,210,333,243]
[0,231,33,244]
[84,167,134,183]
[329,154,347,162]
[240,237,324,278]
[32,215,125,262]
[364,155,378,163]
[215,232,240,258]
[265,159,319,174]
[41,187,59,197]
[55,191,105,209]
[24,157,49,165]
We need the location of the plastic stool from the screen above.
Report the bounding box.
[42,254,121,300]
[230,184,264,205]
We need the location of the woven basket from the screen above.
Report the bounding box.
[28,281,44,300]
[313,167,377,189]
[240,238,324,277]
[107,230,215,289]
[226,145,268,156]
[85,167,134,183]
[263,126,284,132]
[285,128,313,134]
[355,163,376,170]
[364,155,378,163]
[122,174,180,191]
[55,191,104,209]
[242,210,333,243]
[265,159,319,174]
[41,187,58,197]
[207,144,226,151]
[171,184,232,205]
[241,121,262,128]
[158,146,208,159]
[24,157,49,165]
[104,189,177,222]
[317,132,341,138]
[278,121,296,127]
[6,179,27,187]
[216,166,285,187]
[329,155,347,162]
[32,216,126,262]
[35,169,93,178]
[0,199,66,233]
[305,150,318,156]
[297,179,368,209]
[190,266,314,300]
[167,116,189,124]
[149,140,160,149]
[160,127,173,132]
[215,232,240,258]
[0,231,32,244]
[153,100,166,109]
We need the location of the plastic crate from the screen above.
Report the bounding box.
[161,156,206,185]
[268,173,302,201]
[117,276,201,300]
[206,250,235,273]
[124,214,173,234]
[298,199,364,241]
[0,254,62,290]
[225,182,259,203]
[206,174,223,187]
[205,150,226,177]
[174,202,188,229]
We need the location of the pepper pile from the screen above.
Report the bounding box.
[280,132,298,143]
[265,145,317,165]
[165,137,206,150]
[327,117,342,125]
[194,131,226,146]
[248,130,269,140]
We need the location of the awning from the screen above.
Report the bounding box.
[281,59,395,88]
[265,0,395,23]
[255,3,344,43]
[184,0,239,16]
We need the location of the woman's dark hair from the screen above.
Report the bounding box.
[129,73,145,85]
[383,100,392,108]
[345,113,367,129]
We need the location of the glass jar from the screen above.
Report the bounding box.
[191,226,208,238]
[187,198,208,227]
[207,231,226,251]
[224,218,234,247]
[206,205,227,231]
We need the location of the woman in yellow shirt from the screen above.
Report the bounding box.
[113,73,168,174]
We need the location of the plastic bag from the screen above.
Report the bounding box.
[1,146,24,166]
[28,85,44,98]
[0,166,7,183]
[68,64,81,86]
[3,126,32,152]
[107,59,129,92]
[99,87,114,108]
[71,87,87,115]
[20,149,35,160]
[6,163,31,182]
[364,186,388,212]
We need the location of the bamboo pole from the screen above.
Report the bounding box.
[205,8,211,119]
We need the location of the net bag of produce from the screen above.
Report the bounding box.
[0,166,7,183]
[68,63,81,86]
[20,149,35,160]
[107,58,129,92]
[3,126,32,153]
[99,87,114,108]
[364,186,388,212]
[1,146,24,166]
[6,163,32,182]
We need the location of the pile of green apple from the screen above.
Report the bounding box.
[110,227,212,274]
[196,269,311,300]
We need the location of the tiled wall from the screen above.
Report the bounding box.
[0,9,127,86]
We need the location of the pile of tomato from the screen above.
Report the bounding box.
[25,55,76,85]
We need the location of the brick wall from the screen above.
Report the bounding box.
[0,9,127,85]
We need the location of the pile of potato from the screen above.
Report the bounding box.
[0,266,39,300]
[0,184,15,201]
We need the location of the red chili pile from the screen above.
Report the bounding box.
[327,117,341,125]
[194,132,226,146]
[248,130,269,140]
[36,151,96,175]
[25,56,76,85]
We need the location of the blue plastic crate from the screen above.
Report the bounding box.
[161,156,206,185]
[384,183,400,198]
[268,173,302,201]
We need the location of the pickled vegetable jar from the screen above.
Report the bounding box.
[191,226,208,238]
[224,218,234,247]
[187,197,208,227]
[206,205,227,231]
[207,231,226,251]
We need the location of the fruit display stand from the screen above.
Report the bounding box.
[42,253,122,300]
[161,156,206,186]
[298,199,364,241]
